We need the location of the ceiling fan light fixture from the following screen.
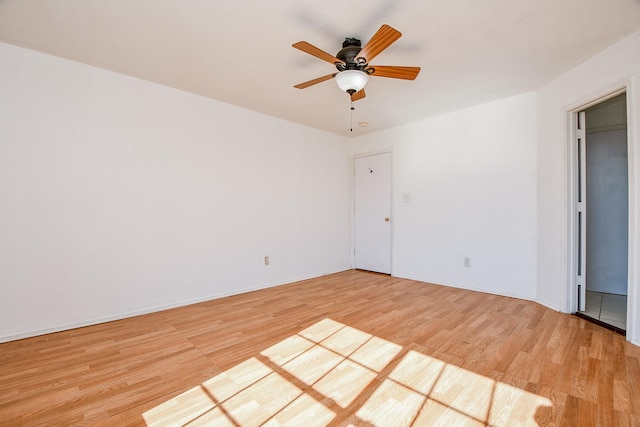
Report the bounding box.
[335,70,369,94]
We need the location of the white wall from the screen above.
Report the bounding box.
[350,92,538,301]
[0,43,351,342]
[3,30,639,346]
[536,30,640,345]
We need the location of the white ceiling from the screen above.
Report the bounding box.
[1,0,640,137]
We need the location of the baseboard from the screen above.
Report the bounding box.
[390,273,574,315]
[391,273,536,303]
[0,268,351,344]
[532,297,563,313]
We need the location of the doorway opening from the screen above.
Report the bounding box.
[575,92,628,333]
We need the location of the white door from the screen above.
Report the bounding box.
[354,152,391,274]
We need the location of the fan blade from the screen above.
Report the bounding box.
[294,73,336,89]
[292,41,343,65]
[356,24,402,64]
[369,66,420,80]
[351,89,366,102]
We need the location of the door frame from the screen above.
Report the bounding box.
[351,149,394,275]
[566,78,638,343]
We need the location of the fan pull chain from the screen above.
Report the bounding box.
[350,102,355,132]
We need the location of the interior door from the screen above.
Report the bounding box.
[354,152,391,274]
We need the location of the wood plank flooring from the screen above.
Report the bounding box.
[1,270,639,426]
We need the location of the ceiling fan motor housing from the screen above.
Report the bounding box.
[336,38,367,71]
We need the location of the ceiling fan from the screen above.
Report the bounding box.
[292,24,420,102]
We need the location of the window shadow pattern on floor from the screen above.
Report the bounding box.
[143,319,551,426]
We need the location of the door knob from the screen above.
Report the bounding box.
[384,217,390,222]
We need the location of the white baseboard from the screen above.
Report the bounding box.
[391,273,536,303]
[533,297,563,313]
[0,268,350,344]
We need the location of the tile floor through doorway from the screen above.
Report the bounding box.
[581,290,627,331]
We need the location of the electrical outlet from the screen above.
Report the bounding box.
[464,257,471,267]
[264,256,269,266]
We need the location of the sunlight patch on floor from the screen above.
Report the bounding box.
[356,350,551,426]
[143,319,551,426]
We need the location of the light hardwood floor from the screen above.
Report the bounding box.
[1,270,639,426]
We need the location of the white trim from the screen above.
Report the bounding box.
[394,273,562,311]
[567,109,578,313]
[534,298,563,313]
[565,77,638,344]
[626,76,639,345]
[0,268,350,344]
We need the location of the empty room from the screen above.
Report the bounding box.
[1,1,640,425]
